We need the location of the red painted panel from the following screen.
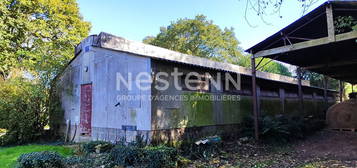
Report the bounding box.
[80,84,92,135]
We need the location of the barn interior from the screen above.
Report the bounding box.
[246,0,357,139]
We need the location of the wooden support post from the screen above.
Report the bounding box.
[326,4,336,42]
[339,81,343,102]
[251,56,259,140]
[257,85,261,116]
[297,67,304,112]
[324,76,329,107]
[312,92,317,109]
[279,88,285,113]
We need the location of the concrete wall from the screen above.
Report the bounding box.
[151,61,251,131]
[58,41,337,143]
[90,48,152,142]
[150,60,337,143]
[58,51,83,142]
[58,39,152,142]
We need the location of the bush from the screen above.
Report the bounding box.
[110,145,142,166]
[127,135,147,148]
[143,145,178,168]
[0,77,49,145]
[109,144,178,167]
[260,115,302,143]
[180,140,221,160]
[82,141,114,153]
[64,154,115,168]
[243,114,325,144]
[17,151,64,168]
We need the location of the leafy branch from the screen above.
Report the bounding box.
[243,0,320,26]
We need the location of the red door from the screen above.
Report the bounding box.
[80,84,92,135]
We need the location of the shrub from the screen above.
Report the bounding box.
[82,141,114,153]
[143,145,178,168]
[243,114,325,144]
[17,151,64,168]
[180,140,221,160]
[64,154,115,168]
[0,77,49,145]
[110,145,142,166]
[127,135,147,148]
[109,144,178,167]
[260,115,301,143]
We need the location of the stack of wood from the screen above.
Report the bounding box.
[326,93,357,130]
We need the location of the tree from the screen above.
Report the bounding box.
[0,0,90,145]
[243,0,319,26]
[144,15,291,76]
[0,0,90,82]
[144,15,245,64]
[238,56,291,76]
[299,70,339,90]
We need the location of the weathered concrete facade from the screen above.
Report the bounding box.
[59,36,152,142]
[150,60,336,143]
[58,32,337,143]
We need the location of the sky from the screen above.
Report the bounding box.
[77,0,326,51]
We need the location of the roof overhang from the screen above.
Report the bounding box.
[246,0,357,84]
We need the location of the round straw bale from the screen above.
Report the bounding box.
[326,99,357,129]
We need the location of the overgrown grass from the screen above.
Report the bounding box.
[0,144,73,168]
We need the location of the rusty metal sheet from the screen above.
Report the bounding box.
[80,84,92,135]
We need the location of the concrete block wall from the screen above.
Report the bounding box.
[150,60,337,143]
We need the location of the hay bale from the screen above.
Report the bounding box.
[326,99,357,129]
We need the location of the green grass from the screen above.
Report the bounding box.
[0,144,74,168]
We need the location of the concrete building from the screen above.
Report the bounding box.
[57,32,337,143]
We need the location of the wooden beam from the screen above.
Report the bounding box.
[330,73,357,78]
[326,4,335,42]
[253,31,357,58]
[339,81,343,102]
[304,59,357,70]
[324,76,329,107]
[279,88,285,113]
[329,74,357,81]
[251,56,259,140]
[297,68,304,112]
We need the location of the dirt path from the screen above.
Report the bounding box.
[295,130,357,160]
[189,130,357,168]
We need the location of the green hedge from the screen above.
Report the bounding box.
[109,144,178,168]
[17,151,64,168]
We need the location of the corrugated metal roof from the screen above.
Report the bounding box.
[75,32,311,86]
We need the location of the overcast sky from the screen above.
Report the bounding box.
[77,0,326,51]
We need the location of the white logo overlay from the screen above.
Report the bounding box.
[115,67,241,102]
